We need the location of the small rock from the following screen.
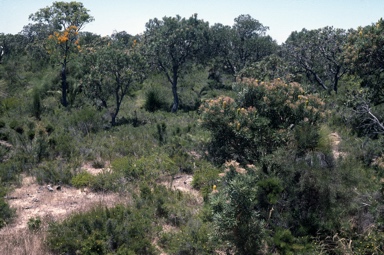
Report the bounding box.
[47,185,54,192]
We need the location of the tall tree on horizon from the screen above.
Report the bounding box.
[143,14,209,112]
[29,1,94,107]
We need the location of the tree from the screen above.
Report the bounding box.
[21,23,53,69]
[29,1,94,107]
[344,18,384,105]
[282,27,348,93]
[209,15,277,76]
[82,41,145,125]
[144,14,209,112]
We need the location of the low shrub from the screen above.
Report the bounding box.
[144,88,167,112]
[71,171,95,188]
[0,187,15,229]
[27,216,41,231]
[33,161,73,185]
[46,205,157,255]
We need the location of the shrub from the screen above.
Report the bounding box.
[47,205,157,255]
[27,216,41,231]
[144,88,166,112]
[192,161,221,201]
[199,79,326,164]
[69,107,104,136]
[0,187,15,229]
[294,122,320,155]
[33,161,73,185]
[111,152,175,181]
[210,168,267,254]
[71,171,95,188]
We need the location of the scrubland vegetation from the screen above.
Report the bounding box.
[1,1,384,254]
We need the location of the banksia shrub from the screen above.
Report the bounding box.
[199,79,326,164]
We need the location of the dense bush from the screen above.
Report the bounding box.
[0,187,15,229]
[47,205,157,255]
[200,78,326,164]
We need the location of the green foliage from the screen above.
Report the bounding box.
[257,177,283,207]
[71,171,95,188]
[344,18,384,105]
[0,187,15,229]
[294,122,320,155]
[210,168,267,254]
[192,160,221,200]
[68,107,104,136]
[144,14,210,112]
[32,88,42,120]
[283,26,348,93]
[144,88,167,112]
[33,160,73,185]
[82,41,145,125]
[47,205,157,255]
[158,219,215,255]
[27,216,41,231]
[0,160,22,183]
[111,152,175,181]
[200,79,326,164]
[89,171,124,192]
[156,122,167,145]
[272,228,308,255]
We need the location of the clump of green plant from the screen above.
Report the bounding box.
[33,161,73,185]
[294,122,320,155]
[144,87,167,112]
[192,160,221,201]
[0,187,15,229]
[47,205,157,255]
[71,171,95,188]
[27,216,41,231]
[158,218,215,255]
[199,79,326,164]
[111,152,175,181]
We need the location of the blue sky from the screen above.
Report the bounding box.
[1,0,384,44]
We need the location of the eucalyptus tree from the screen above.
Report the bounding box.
[29,1,94,107]
[143,14,209,112]
[345,19,384,105]
[209,15,277,76]
[283,27,348,93]
[82,40,146,125]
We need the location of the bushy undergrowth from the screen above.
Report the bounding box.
[0,187,15,229]
[47,183,207,255]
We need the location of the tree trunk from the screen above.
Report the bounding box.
[171,68,179,113]
[171,82,179,113]
[61,62,68,107]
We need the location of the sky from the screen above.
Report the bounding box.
[1,0,384,44]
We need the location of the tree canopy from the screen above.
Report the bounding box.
[144,14,209,112]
